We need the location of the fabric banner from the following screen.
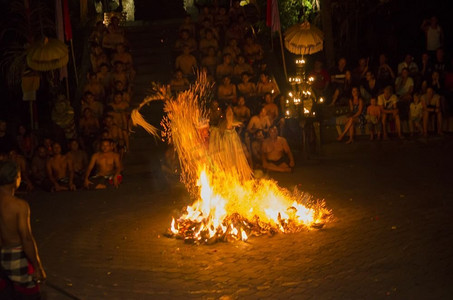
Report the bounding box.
[63,0,72,41]
[266,0,281,32]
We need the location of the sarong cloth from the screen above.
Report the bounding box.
[1,245,38,290]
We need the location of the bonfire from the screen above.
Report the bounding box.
[132,72,332,244]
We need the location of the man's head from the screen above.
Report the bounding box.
[269,126,278,139]
[52,142,62,155]
[383,85,393,98]
[37,145,47,158]
[370,98,377,106]
[100,139,113,153]
[264,93,272,103]
[0,160,20,188]
[69,139,79,151]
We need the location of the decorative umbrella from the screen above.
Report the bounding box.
[26,37,68,71]
[284,21,324,55]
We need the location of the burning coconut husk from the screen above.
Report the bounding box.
[132,72,332,244]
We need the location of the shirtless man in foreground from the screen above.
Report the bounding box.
[84,139,122,189]
[46,142,75,192]
[261,126,295,173]
[0,160,46,298]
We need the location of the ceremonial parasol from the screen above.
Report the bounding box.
[284,21,324,55]
[26,37,68,71]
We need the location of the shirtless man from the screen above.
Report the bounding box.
[84,139,122,189]
[8,150,33,192]
[83,71,105,102]
[247,107,271,136]
[261,126,295,173]
[104,115,129,157]
[175,46,197,77]
[217,75,237,106]
[233,96,251,124]
[46,142,75,192]
[0,160,45,298]
[67,139,88,180]
[256,73,279,99]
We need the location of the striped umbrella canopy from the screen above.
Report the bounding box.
[26,37,68,71]
[284,21,324,55]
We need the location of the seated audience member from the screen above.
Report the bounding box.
[46,142,75,192]
[409,93,423,136]
[223,38,242,64]
[397,54,419,76]
[96,63,112,91]
[233,55,253,81]
[83,71,105,102]
[16,124,38,160]
[79,107,100,153]
[214,7,229,33]
[179,15,196,38]
[330,57,348,100]
[418,52,434,84]
[261,126,294,173]
[111,43,135,81]
[366,97,382,140]
[433,48,447,78]
[395,68,414,122]
[360,71,381,104]
[107,91,129,131]
[103,115,129,157]
[237,72,256,99]
[243,36,264,65]
[256,72,279,99]
[247,106,271,136]
[229,0,242,22]
[331,69,353,106]
[199,18,219,41]
[201,46,219,77]
[308,60,330,100]
[102,23,125,55]
[217,75,237,106]
[89,21,107,46]
[9,150,33,192]
[84,139,122,189]
[378,86,403,139]
[216,53,234,81]
[262,93,279,125]
[110,80,131,103]
[111,61,129,89]
[199,29,219,56]
[376,53,395,88]
[67,139,88,182]
[224,22,244,44]
[233,96,251,124]
[421,87,443,136]
[198,7,214,26]
[174,29,197,53]
[90,43,109,73]
[169,69,190,95]
[30,145,49,189]
[422,70,443,95]
[175,46,198,78]
[337,87,366,144]
[351,57,369,86]
[81,91,104,121]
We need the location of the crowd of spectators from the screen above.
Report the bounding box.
[310,16,452,143]
[166,1,294,173]
[0,15,133,192]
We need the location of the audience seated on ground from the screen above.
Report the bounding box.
[261,126,294,173]
[217,75,237,106]
[376,53,395,88]
[256,72,279,99]
[409,93,424,136]
[103,115,129,158]
[46,142,76,192]
[67,139,88,183]
[199,29,219,56]
[111,61,129,90]
[378,86,403,139]
[223,38,241,64]
[233,55,253,81]
[175,46,198,78]
[421,87,443,136]
[84,139,122,190]
[16,124,38,160]
[81,91,104,121]
[169,69,190,95]
[233,96,251,124]
[111,43,135,81]
[237,72,256,99]
[216,53,234,81]
[79,107,100,153]
[84,71,106,102]
[243,36,264,65]
[366,97,382,140]
[201,46,219,77]
[336,87,366,144]
[30,145,49,190]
